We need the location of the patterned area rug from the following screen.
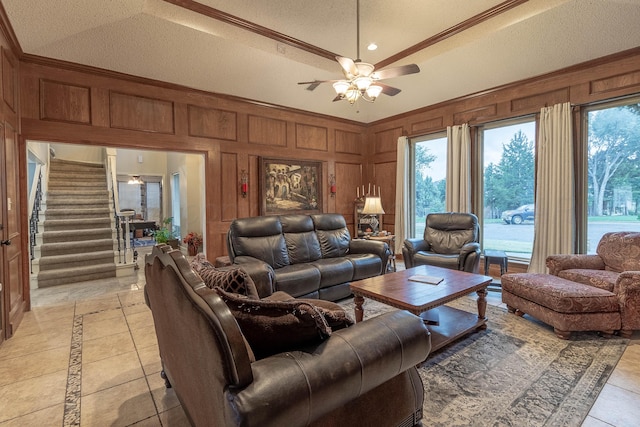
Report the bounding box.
[339,296,628,427]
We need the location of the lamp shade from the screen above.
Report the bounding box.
[361,196,385,215]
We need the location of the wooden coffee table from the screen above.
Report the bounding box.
[350,265,492,353]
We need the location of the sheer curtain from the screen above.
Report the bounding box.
[394,136,410,254]
[528,102,574,273]
[446,123,471,212]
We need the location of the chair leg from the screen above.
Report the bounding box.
[619,329,633,338]
[160,369,172,388]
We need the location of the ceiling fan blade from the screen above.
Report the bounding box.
[378,83,401,96]
[371,64,420,80]
[332,95,344,102]
[297,80,336,91]
[336,56,357,78]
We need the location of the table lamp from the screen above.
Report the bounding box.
[361,196,385,235]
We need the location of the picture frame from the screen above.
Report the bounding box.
[259,157,323,215]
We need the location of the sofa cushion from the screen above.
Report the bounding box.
[346,253,383,280]
[281,215,322,264]
[413,252,459,270]
[274,264,321,297]
[558,269,618,292]
[312,214,351,257]
[213,287,332,359]
[190,254,260,299]
[597,231,640,272]
[229,216,291,268]
[310,258,354,288]
[501,273,619,314]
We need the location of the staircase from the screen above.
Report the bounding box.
[33,159,117,288]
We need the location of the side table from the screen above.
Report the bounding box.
[366,234,396,273]
[483,249,508,276]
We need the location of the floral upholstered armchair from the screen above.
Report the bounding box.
[546,231,640,336]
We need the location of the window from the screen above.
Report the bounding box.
[118,175,163,223]
[480,118,536,260]
[409,133,447,238]
[584,99,640,253]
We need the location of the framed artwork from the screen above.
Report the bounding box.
[259,157,323,215]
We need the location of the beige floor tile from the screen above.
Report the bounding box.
[0,327,72,360]
[130,324,158,349]
[82,306,125,325]
[75,294,122,316]
[127,415,162,426]
[0,403,64,426]
[158,405,191,426]
[607,345,640,395]
[0,346,70,387]
[82,331,136,364]
[147,372,181,413]
[15,304,75,335]
[80,378,156,426]
[118,290,146,308]
[122,301,150,316]
[81,351,145,396]
[125,309,155,330]
[0,370,67,423]
[587,383,640,426]
[82,313,129,342]
[138,343,162,376]
[580,415,612,427]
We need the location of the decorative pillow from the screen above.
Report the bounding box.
[190,255,260,299]
[295,298,354,331]
[213,287,332,359]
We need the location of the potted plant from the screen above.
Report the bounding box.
[183,232,203,256]
[153,217,179,249]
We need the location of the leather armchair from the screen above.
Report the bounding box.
[145,247,431,427]
[403,212,481,273]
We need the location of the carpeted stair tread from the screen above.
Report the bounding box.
[37,263,117,288]
[40,239,114,256]
[42,228,113,243]
[44,218,113,230]
[37,250,115,270]
[35,158,119,288]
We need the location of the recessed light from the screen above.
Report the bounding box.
[367,43,378,51]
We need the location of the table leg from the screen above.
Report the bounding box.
[354,294,364,323]
[476,288,488,330]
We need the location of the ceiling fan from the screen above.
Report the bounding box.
[298,0,420,104]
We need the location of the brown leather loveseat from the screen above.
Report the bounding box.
[145,246,431,427]
[227,213,390,301]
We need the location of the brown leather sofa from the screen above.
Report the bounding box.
[402,212,481,273]
[145,247,431,427]
[227,213,390,301]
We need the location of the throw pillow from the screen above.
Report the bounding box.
[214,287,332,359]
[190,255,260,299]
[294,298,354,331]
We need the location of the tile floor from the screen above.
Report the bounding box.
[1,250,639,426]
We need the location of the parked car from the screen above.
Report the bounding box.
[501,204,535,224]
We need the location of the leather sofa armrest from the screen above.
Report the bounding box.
[232,256,276,298]
[459,242,481,272]
[226,310,430,427]
[546,254,605,276]
[349,239,390,268]
[402,238,430,269]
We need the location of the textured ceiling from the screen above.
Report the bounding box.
[3,0,640,123]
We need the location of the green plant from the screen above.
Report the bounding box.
[153,217,175,244]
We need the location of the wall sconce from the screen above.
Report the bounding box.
[329,174,336,197]
[240,170,248,198]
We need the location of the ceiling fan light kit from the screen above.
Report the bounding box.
[299,0,420,106]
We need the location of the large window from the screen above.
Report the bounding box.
[481,118,536,259]
[585,100,640,253]
[410,133,447,238]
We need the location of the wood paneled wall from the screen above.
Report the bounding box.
[18,59,368,259]
[365,47,640,231]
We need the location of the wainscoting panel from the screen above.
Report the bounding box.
[295,123,328,151]
[109,92,175,134]
[248,115,287,146]
[335,129,362,154]
[188,104,237,141]
[40,80,91,124]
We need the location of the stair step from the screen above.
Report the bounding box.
[43,228,113,243]
[40,239,115,256]
[37,263,117,288]
[37,250,116,271]
[44,208,112,220]
[48,181,107,189]
[48,189,110,197]
[44,218,113,231]
[46,198,111,207]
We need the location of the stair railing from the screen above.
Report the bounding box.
[28,165,43,273]
[105,150,131,264]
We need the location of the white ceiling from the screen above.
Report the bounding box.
[4,0,640,123]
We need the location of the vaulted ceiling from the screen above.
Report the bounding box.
[4,0,640,123]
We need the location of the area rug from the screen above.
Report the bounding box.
[339,296,628,427]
